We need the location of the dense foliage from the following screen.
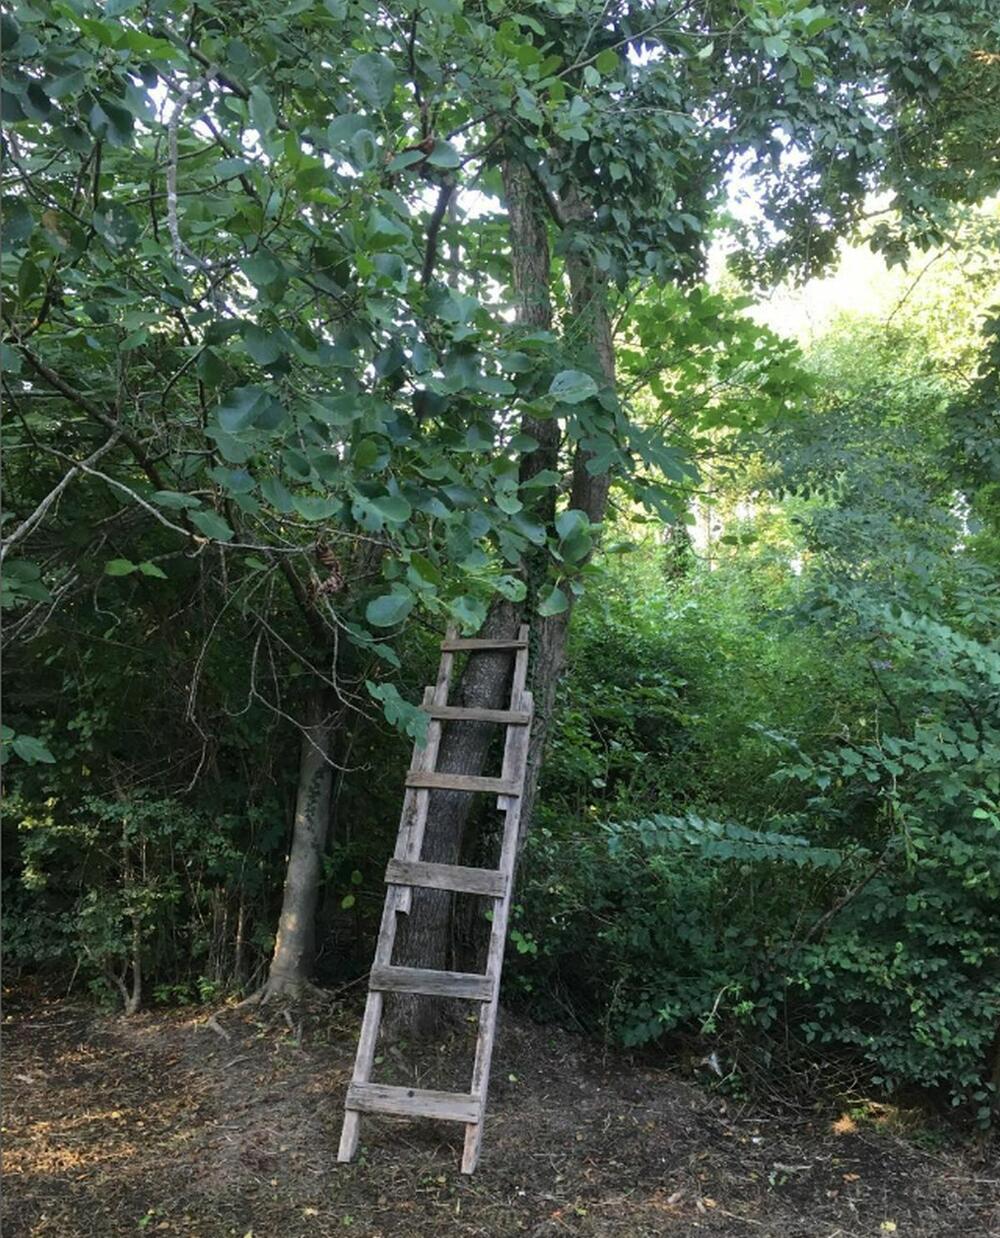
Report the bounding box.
[4,0,1000,1125]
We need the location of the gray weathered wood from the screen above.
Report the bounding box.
[346,1082,482,1124]
[463,626,532,1173]
[385,859,507,898]
[339,622,534,1174]
[369,964,493,1001]
[405,771,520,796]
[440,637,528,652]
[423,704,531,725]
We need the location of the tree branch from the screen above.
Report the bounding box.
[421,180,455,284]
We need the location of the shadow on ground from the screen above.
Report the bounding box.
[4,985,999,1236]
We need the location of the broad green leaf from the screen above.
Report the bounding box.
[259,475,295,513]
[215,386,266,433]
[1,343,22,374]
[293,495,339,521]
[353,439,379,469]
[449,594,487,631]
[349,52,396,109]
[249,85,277,135]
[495,575,527,602]
[190,510,234,542]
[366,590,414,627]
[11,734,55,764]
[427,141,461,168]
[549,370,598,404]
[241,254,282,287]
[555,508,589,541]
[409,553,442,585]
[138,561,168,579]
[370,494,412,523]
[244,324,284,366]
[105,558,137,576]
[538,584,569,616]
[327,114,367,148]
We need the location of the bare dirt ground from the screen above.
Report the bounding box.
[4,983,999,1237]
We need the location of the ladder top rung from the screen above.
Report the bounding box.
[386,858,507,898]
[441,638,528,652]
[424,704,531,725]
[406,771,520,796]
[370,964,494,1001]
[346,1082,482,1124]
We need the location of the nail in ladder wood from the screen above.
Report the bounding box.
[338,625,533,1174]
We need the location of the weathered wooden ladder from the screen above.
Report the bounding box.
[338,624,533,1174]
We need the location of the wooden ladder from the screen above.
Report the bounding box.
[337,625,533,1174]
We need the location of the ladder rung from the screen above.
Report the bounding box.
[346,1082,481,1124]
[370,964,493,1000]
[386,859,507,897]
[405,771,520,796]
[424,705,532,725]
[440,638,528,652]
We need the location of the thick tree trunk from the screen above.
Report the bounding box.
[389,162,621,1035]
[261,688,336,999]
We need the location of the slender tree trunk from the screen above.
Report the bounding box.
[261,688,336,999]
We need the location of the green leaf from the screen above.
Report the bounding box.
[426,141,461,168]
[349,52,396,109]
[105,558,137,576]
[495,575,527,602]
[152,490,201,510]
[370,494,412,523]
[215,386,266,433]
[549,369,598,404]
[138,561,168,579]
[594,48,618,74]
[292,495,339,521]
[353,439,379,469]
[366,679,428,743]
[1,343,22,375]
[327,113,370,149]
[215,156,252,179]
[555,508,589,541]
[241,254,282,287]
[259,475,295,513]
[409,553,442,585]
[522,469,562,490]
[89,96,133,146]
[449,594,487,631]
[249,85,277,135]
[244,324,284,366]
[538,584,569,616]
[11,734,55,764]
[190,510,234,542]
[366,590,414,627]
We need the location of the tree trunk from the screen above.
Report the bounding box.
[390,161,622,1035]
[261,688,336,999]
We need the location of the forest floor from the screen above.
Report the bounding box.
[5,982,1000,1238]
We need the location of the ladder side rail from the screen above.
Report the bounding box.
[338,630,457,1162]
[462,628,533,1172]
[395,628,455,911]
[462,686,533,1173]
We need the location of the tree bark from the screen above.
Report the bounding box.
[390,167,619,1036]
[261,687,336,999]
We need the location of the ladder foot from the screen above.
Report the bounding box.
[338,1110,361,1163]
[461,1121,483,1174]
